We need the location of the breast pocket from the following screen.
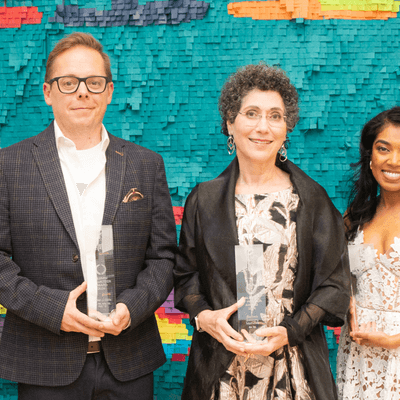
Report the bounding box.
[117,195,151,230]
[114,196,152,256]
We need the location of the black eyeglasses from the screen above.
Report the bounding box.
[48,76,111,94]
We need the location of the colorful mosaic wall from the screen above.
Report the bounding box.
[228,0,400,20]
[1,0,400,398]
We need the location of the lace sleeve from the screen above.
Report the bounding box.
[280,303,326,347]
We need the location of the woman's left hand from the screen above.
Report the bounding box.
[243,326,288,357]
[348,296,358,336]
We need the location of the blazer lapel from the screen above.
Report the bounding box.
[197,158,239,292]
[102,134,127,226]
[32,122,79,249]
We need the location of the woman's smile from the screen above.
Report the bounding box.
[382,170,400,180]
[249,138,273,145]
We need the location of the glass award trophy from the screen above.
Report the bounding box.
[235,244,266,341]
[93,225,116,321]
[347,242,376,331]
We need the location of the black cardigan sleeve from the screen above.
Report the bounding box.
[280,255,350,346]
[174,186,213,323]
[279,163,351,346]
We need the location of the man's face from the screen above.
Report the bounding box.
[43,45,113,135]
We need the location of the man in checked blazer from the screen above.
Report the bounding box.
[0,32,176,399]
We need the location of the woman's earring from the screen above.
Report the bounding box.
[370,160,372,169]
[227,135,236,155]
[278,143,287,162]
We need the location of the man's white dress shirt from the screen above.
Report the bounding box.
[55,120,109,342]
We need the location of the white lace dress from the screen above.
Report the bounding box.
[337,230,400,399]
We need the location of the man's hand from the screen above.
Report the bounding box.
[97,303,131,336]
[60,282,105,337]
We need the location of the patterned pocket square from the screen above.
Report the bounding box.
[123,188,144,203]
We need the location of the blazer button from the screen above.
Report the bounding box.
[72,254,79,263]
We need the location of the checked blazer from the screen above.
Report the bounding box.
[0,122,177,386]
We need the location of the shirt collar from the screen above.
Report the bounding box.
[54,120,110,153]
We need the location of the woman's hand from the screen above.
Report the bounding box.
[197,299,246,356]
[351,321,400,349]
[243,326,288,357]
[348,296,358,337]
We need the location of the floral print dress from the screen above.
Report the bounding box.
[337,230,400,399]
[214,187,315,400]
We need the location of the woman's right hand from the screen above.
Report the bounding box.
[197,300,247,356]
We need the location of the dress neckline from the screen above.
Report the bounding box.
[358,229,400,260]
[235,186,293,197]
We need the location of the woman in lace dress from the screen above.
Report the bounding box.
[174,64,350,400]
[337,107,400,399]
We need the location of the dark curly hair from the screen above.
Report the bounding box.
[345,106,400,241]
[218,63,299,137]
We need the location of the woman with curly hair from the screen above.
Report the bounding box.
[337,107,400,399]
[174,64,350,400]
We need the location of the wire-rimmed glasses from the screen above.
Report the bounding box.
[238,110,287,128]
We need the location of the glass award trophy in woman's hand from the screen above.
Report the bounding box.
[89,225,117,322]
[235,244,266,342]
[347,242,377,332]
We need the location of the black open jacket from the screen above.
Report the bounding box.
[174,158,350,400]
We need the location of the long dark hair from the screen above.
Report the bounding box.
[346,106,400,241]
